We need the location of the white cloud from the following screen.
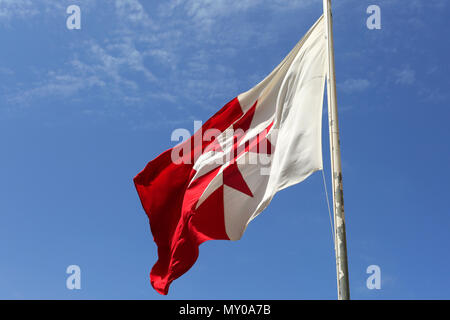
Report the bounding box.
[0,66,14,75]
[89,38,157,83]
[114,0,156,29]
[6,70,105,106]
[0,0,39,21]
[0,0,95,22]
[1,0,323,120]
[339,79,370,93]
[394,66,415,86]
[4,1,159,106]
[160,0,316,30]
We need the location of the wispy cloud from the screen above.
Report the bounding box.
[159,0,317,34]
[394,66,416,86]
[339,78,370,93]
[0,0,94,23]
[0,66,14,75]
[6,67,105,106]
[1,0,323,123]
[114,0,156,29]
[0,0,39,21]
[4,1,158,107]
[88,38,157,84]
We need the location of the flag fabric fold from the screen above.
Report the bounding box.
[134,15,327,295]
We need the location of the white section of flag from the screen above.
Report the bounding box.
[194,15,328,240]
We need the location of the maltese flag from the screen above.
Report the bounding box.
[134,15,327,295]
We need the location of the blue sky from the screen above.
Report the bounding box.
[0,0,449,299]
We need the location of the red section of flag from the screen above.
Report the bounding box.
[133,98,243,295]
[223,162,254,197]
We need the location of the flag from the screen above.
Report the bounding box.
[134,15,327,295]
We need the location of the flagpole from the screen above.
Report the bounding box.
[323,0,350,300]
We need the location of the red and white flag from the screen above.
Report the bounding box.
[134,16,327,295]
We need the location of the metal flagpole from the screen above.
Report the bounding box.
[322,0,350,300]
